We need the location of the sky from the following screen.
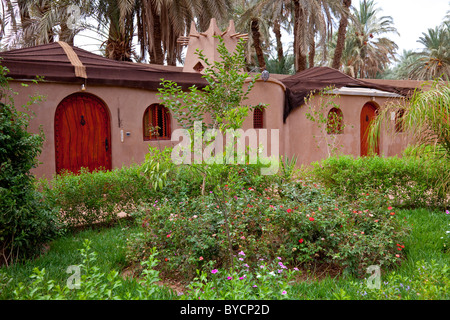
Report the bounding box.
[366,0,449,54]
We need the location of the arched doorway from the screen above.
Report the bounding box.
[55,93,111,174]
[360,102,380,156]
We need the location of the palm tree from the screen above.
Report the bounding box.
[340,0,398,78]
[292,0,343,72]
[405,23,450,80]
[243,0,341,73]
[235,0,273,71]
[134,0,231,65]
[387,49,418,79]
[331,0,351,69]
[2,0,90,49]
[92,0,135,61]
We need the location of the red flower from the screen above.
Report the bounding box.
[309,217,315,222]
[390,212,395,216]
[299,239,304,244]
[397,247,402,251]
[287,209,293,213]
[388,206,393,210]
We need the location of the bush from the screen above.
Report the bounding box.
[127,176,409,279]
[40,165,156,229]
[310,155,449,208]
[0,64,61,266]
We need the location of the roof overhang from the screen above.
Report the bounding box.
[328,86,403,98]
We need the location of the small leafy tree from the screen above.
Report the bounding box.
[0,63,60,266]
[156,36,265,269]
[158,36,262,132]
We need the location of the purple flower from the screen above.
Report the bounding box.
[253,285,258,288]
[238,251,245,256]
[211,269,218,274]
[227,276,232,280]
[282,290,287,295]
[446,210,449,214]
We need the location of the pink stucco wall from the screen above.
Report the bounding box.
[9,76,411,179]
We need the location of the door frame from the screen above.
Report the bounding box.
[360,102,380,156]
[54,92,112,173]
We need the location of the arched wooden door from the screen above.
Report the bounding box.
[55,93,111,174]
[360,102,380,156]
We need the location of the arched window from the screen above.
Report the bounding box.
[327,107,344,134]
[143,104,171,140]
[253,108,264,129]
[395,109,405,133]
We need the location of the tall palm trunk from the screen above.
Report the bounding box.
[251,18,266,70]
[332,0,351,69]
[60,22,74,46]
[273,19,284,62]
[149,4,164,65]
[294,0,307,72]
[309,36,315,68]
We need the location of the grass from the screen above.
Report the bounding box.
[0,220,139,299]
[1,207,448,300]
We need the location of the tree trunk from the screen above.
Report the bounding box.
[149,4,164,65]
[332,0,352,70]
[294,0,307,72]
[60,22,74,46]
[309,36,315,68]
[273,19,284,62]
[251,18,266,70]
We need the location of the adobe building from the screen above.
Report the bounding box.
[0,19,420,179]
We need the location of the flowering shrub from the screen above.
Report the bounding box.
[128,177,409,278]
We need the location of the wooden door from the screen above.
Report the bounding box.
[55,93,111,174]
[360,102,379,156]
